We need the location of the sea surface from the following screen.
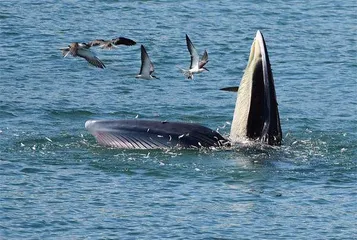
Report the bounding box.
[0,0,356,239]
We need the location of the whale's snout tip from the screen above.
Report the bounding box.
[85,120,96,130]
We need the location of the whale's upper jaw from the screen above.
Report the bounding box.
[256,30,282,145]
[230,30,282,145]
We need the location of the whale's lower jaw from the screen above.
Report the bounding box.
[85,119,228,149]
[230,30,282,146]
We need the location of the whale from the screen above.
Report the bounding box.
[85,30,282,149]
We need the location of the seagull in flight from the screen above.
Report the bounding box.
[87,37,136,49]
[60,42,105,68]
[136,45,159,80]
[179,34,209,80]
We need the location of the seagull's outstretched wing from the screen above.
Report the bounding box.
[186,34,199,69]
[140,45,154,75]
[77,48,106,68]
[87,39,107,47]
[112,37,136,46]
[199,50,209,68]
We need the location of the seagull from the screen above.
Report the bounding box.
[87,37,136,49]
[179,34,209,80]
[60,42,105,68]
[135,45,159,80]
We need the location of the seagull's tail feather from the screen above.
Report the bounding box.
[60,48,71,58]
[63,51,71,58]
[176,66,192,79]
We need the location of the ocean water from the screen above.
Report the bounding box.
[1,0,356,239]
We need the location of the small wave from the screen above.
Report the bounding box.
[0,111,17,118]
[20,167,45,174]
[47,109,94,118]
[0,14,11,20]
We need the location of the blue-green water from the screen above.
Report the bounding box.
[1,0,356,239]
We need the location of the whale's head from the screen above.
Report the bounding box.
[230,31,282,145]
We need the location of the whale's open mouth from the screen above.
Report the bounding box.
[229,30,282,145]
